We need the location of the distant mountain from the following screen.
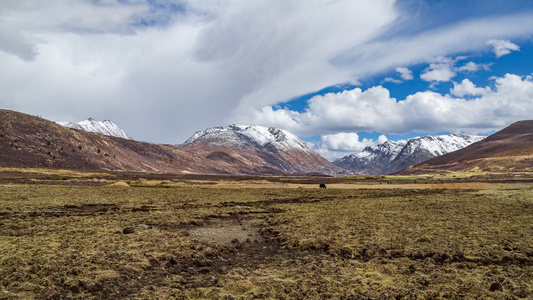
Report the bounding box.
[57,118,132,139]
[398,121,533,175]
[333,134,485,175]
[182,124,342,175]
[333,140,406,175]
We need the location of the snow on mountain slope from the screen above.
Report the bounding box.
[184,124,315,153]
[333,134,485,175]
[333,140,406,174]
[57,118,132,140]
[396,134,485,159]
[182,124,341,175]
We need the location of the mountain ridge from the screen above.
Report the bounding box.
[0,109,339,176]
[397,120,533,174]
[333,134,485,175]
[182,124,342,175]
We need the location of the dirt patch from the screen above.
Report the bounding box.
[153,215,300,290]
[189,217,263,245]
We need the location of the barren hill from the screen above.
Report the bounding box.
[397,120,533,175]
[0,109,204,172]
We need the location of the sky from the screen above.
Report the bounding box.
[1,0,533,160]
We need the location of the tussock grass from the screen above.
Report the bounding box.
[1,179,533,298]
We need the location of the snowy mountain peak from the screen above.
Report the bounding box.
[334,133,485,175]
[184,124,315,153]
[400,133,485,157]
[57,118,132,140]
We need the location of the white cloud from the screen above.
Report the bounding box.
[420,61,456,83]
[314,132,380,160]
[384,77,402,84]
[247,73,533,136]
[420,59,491,85]
[456,61,491,72]
[450,79,491,97]
[396,67,413,80]
[0,0,400,143]
[0,0,149,61]
[487,39,520,57]
[377,134,388,144]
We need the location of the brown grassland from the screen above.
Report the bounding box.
[1,169,533,299]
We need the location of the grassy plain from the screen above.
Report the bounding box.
[1,169,533,299]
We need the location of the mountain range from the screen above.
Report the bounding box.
[54,117,484,176]
[333,134,486,175]
[1,109,530,176]
[0,109,339,175]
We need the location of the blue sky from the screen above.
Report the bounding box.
[1,0,533,160]
[297,39,533,150]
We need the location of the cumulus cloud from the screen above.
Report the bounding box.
[456,61,491,72]
[314,132,382,160]
[396,67,413,80]
[247,73,533,136]
[420,58,491,86]
[420,60,457,83]
[450,79,492,97]
[487,39,520,57]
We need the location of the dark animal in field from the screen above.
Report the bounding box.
[319,183,327,189]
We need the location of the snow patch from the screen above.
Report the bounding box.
[57,118,132,139]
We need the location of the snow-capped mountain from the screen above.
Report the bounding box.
[184,124,315,153]
[333,140,407,174]
[333,134,485,175]
[57,118,132,140]
[182,124,341,175]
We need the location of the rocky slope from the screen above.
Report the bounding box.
[334,134,485,175]
[57,118,132,139]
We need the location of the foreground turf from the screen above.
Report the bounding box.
[1,180,533,299]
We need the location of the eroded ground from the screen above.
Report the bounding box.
[1,170,533,299]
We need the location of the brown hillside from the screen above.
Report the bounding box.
[0,109,205,172]
[398,120,533,175]
[0,109,339,175]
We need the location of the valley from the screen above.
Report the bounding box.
[1,169,533,299]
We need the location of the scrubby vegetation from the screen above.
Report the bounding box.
[1,171,533,299]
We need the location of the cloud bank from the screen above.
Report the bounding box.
[245,73,533,137]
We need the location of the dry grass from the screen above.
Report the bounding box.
[1,173,533,299]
